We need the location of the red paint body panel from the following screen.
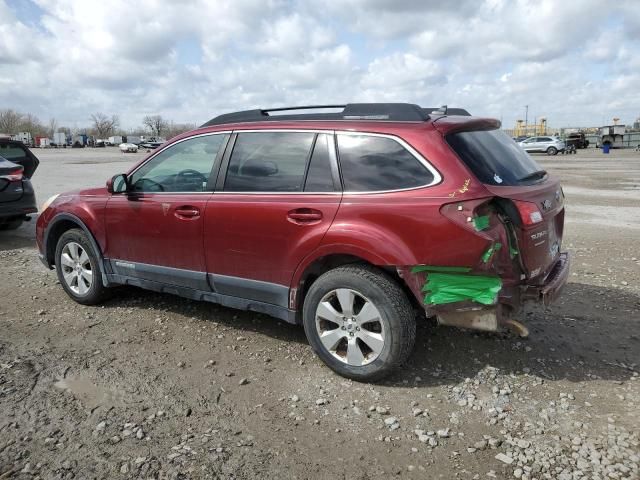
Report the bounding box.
[37,187,109,254]
[104,193,209,271]
[204,193,341,285]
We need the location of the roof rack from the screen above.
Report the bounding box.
[201,103,471,127]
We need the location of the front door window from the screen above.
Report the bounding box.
[130,134,228,192]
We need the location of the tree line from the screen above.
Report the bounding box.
[0,108,196,140]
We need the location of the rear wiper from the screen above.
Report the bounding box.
[518,170,547,182]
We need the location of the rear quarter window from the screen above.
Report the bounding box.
[336,134,434,192]
[446,129,544,186]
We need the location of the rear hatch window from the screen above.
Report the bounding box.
[0,143,39,178]
[446,129,545,186]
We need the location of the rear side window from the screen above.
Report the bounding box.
[337,134,434,192]
[447,129,545,186]
[224,132,315,192]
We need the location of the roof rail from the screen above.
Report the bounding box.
[200,103,471,127]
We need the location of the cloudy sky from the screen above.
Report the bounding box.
[1,0,639,130]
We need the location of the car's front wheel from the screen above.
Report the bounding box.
[55,228,110,305]
[547,146,558,155]
[303,265,416,381]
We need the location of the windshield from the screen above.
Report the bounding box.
[446,129,544,186]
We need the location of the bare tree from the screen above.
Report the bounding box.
[48,118,58,137]
[142,115,168,137]
[19,113,46,138]
[0,109,24,134]
[90,113,119,138]
[165,121,196,140]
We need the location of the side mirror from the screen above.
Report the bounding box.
[107,173,128,193]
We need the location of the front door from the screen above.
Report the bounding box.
[104,133,229,290]
[522,137,539,152]
[204,131,341,307]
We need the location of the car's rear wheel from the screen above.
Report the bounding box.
[55,229,110,305]
[302,265,415,381]
[547,147,558,155]
[0,217,23,231]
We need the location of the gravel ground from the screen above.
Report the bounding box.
[0,147,638,479]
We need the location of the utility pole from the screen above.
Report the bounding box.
[524,105,529,133]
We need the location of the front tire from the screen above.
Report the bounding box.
[547,147,558,155]
[55,229,110,305]
[0,217,23,231]
[302,265,416,381]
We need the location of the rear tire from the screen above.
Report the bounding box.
[302,265,416,382]
[547,147,558,155]
[0,217,23,231]
[55,228,110,305]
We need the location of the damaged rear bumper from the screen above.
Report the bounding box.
[398,252,570,335]
[522,252,570,306]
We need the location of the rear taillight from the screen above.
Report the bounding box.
[513,200,543,225]
[440,198,495,232]
[0,167,23,182]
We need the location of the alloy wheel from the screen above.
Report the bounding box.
[60,241,93,295]
[315,288,385,366]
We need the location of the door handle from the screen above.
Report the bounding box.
[287,208,323,224]
[175,206,200,219]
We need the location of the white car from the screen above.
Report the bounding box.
[119,143,138,153]
[518,136,565,155]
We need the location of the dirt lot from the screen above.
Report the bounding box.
[1,147,638,480]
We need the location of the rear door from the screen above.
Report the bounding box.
[204,130,341,306]
[446,129,565,280]
[538,137,554,151]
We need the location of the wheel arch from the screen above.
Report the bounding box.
[290,247,419,322]
[44,213,105,270]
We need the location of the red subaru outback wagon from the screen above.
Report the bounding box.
[36,104,569,381]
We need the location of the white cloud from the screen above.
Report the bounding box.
[0,0,639,131]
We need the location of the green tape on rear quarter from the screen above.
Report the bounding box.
[421,273,502,306]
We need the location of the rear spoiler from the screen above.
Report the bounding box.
[432,117,501,135]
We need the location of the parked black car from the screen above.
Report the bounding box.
[0,140,39,230]
[566,132,589,149]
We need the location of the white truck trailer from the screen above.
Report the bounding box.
[108,135,123,146]
[12,132,33,146]
[53,132,67,146]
